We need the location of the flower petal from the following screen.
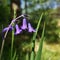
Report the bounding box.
[14,24,22,35]
[28,23,36,32]
[2,27,8,32]
[2,26,13,32]
[21,18,27,30]
[2,26,13,39]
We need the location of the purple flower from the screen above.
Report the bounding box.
[3,19,16,32]
[21,18,27,30]
[2,26,13,32]
[14,24,22,35]
[28,23,36,32]
[2,26,13,39]
[2,15,36,38]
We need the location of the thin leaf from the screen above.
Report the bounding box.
[30,51,35,60]
[35,23,45,60]
[32,13,43,41]
[30,13,44,60]
[12,51,16,60]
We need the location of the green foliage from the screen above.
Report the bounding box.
[35,23,45,60]
[45,12,59,43]
[30,13,43,60]
[0,5,10,24]
[11,8,17,60]
[30,51,35,60]
[12,51,16,60]
[41,42,60,60]
[0,0,60,60]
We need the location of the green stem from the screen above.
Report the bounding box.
[11,28,14,60]
[35,22,45,60]
[11,9,16,60]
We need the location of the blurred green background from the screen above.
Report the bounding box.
[0,0,60,60]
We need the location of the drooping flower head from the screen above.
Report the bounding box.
[21,18,27,30]
[2,26,13,32]
[28,23,36,32]
[2,25,13,39]
[2,14,36,39]
[14,24,22,35]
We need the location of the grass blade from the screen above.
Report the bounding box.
[32,13,43,41]
[30,13,43,60]
[30,51,35,60]
[12,51,16,60]
[35,23,45,60]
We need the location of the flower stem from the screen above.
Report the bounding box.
[11,9,16,60]
[0,26,10,60]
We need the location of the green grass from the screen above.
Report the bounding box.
[26,40,60,60]
[41,42,60,60]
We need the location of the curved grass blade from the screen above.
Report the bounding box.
[35,22,45,60]
[30,13,44,60]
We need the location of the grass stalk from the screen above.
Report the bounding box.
[11,9,16,60]
[30,13,43,60]
[35,22,45,60]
